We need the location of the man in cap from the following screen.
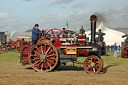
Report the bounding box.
[32,24,41,45]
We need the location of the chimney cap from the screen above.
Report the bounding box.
[90,15,97,21]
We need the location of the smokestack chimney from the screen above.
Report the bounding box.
[90,15,97,43]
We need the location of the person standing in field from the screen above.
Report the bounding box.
[114,43,118,57]
[32,24,41,45]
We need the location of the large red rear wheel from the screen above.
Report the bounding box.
[84,55,103,74]
[28,42,58,72]
[1,45,8,53]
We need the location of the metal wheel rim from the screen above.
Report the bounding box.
[84,56,103,74]
[29,42,58,72]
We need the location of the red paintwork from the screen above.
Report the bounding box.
[78,34,86,45]
[19,41,30,52]
[10,41,16,49]
[29,41,32,45]
[16,40,21,43]
[62,49,66,55]
[124,49,128,58]
[6,43,10,47]
[39,29,89,56]
[77,49,88,56]
[1,41,4,45]
[44,29,67,38]
[53,38,62,48]
[37,37,46,43]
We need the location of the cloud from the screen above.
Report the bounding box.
[1,5,128,33]
[37,9,91,30]
[72,1,86,8]
[0,12,8,18]
[97,5,128,28]
[0,16,35,33]
[51,0,75,5]
[36,5,128,30]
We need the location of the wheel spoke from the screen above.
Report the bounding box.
[45,47,51,54]
[47,54,56,58]
[34,51,41,56]
[95,64,100,67]
[49,58,56,61]
[41,63,44,71]
[37,61,42,68]
[46,61,51,68]
[90,58,92,62]
[95,65,99,70]
[93,58,96,63]
[31,57,40,61]
[48,50,54,55]
[44,45,46,52]
[47,59,54,64]
[95,60,101,64]
[30,54,39,57]
[41,46,44,54]
[86,65,91,70]
[86,61,91,65]
[35,46,42,53]
[91,58,94,63]
[33,60,40,65]
[43,62,47,70]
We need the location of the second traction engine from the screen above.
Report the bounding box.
[121,34,128,58]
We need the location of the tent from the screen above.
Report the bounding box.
[85,22,126,46]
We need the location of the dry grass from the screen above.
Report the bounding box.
[0,52,128,85]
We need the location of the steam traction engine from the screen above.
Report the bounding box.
[1,38,32,53]
[1,40,17,53]
[121,34,128,58]
[20,15,104,74]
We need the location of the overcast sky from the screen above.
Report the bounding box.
[0,0,128,32]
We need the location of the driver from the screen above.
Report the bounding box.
[32,24,41,45]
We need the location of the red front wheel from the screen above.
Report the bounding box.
[84,55,103,74]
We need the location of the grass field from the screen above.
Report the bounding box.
[0,51,128,85]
